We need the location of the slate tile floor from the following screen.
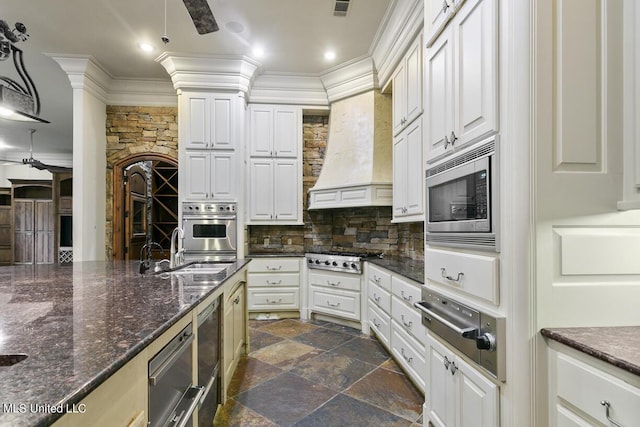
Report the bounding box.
[214,318,424,427]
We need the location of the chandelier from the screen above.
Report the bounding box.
[0,19,48,123]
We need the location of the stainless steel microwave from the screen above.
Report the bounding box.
[425,137,499,251]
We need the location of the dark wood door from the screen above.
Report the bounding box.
[35,200,54,264]
[124,165,148,261]
[14,200,34,264]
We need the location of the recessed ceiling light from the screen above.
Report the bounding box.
[324,50,336,61]
[0,140,14,150]
[226,21,245,34]
[138,42,155,53]
[252,46,265,58]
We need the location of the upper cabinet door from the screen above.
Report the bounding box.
[273,160,299,221]
[392,63,407,136]
[185,96,209,149]
[453,0,498,147]
[425,27,455,163]
[404,35,423,127]
[211,96,234,149]
[426,0,458,47]
[273,107,300,157]
[250,106,273,156]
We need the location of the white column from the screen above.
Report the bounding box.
[50,55,110,261]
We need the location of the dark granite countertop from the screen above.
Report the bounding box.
[248,252,306,258]
[0,259,249,427]
[541,326,640,377]
[367,256,424,284]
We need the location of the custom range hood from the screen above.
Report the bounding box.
[308,90,392,209]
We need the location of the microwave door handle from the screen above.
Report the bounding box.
[414,302,478,338]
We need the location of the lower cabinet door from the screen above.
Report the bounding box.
[368,300,391,349]
[248,288,299,310]
[310,286,360,321]
[391,320,426,392]
[455,355,499,427]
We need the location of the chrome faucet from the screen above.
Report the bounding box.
[139,241,165,274]
[170,226,185,269]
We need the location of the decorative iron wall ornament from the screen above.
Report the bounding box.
[0,20,49,123]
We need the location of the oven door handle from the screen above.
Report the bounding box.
[414,302,479,338]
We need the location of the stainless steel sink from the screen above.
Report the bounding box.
[0,354,28,366]
[171,262,229,274]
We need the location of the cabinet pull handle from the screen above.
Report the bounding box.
[443,355,451,370]
[443,134,451,149]
[400,290,413,302]
[266,298,282,304]
[326,300,341,308]
[372,318,381,328]
[450,361,458,375]
[233,296,240,305]
[600,401,624,427]
[401,348,413,364]
[442,0,449,14]
[449,131,458,146]
[440,268,464,282]
[374,293,381,302]
[373,275,381,284]
[327,280,341,287]
[266,280,282,285]
[266,265,282,271]
[401,314,413,328]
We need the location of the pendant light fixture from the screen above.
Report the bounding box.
[0,19,49,123]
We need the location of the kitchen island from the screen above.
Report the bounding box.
[0,260,249,427]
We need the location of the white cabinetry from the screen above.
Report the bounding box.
[425,0,498,163]
[247,257,300,312]
[391,32,424,222]
[223,280,245,388]
[425,0,466,47]
[392,34,423,137]
[181,92,240,201]
[366,263,427,392]
[393,117,423,222]
[184,150,236,200]
[548,343,640,427]
[309,270,362,322]
[248,105,302,224]
[427,332,499,427]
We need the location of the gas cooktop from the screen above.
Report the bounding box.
[305,251,383,274]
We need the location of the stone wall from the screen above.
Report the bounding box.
[105,106,178,259]
[248,114,425,260]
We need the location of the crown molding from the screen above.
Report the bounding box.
[370,0,424,88]
[47,54,111,103]
[249,73,328,106]
[320,56,379,104]
[155,53,261,94]
[107,78,177,106]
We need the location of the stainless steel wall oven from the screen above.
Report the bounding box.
[182,202,237,261]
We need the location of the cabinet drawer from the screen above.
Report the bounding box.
[425,247,499,304]
[309,271,361,292]
[310,286,360,321]
[369,282,391,313]
[368,264,392,291]
[391,295,426,344]
[248,272,300,287]
[391,320,426,392]
[248,288,299,310]
[391,275,422,306]
[368,301,391,348]
[554,350,640,427]
[248,258,300,273]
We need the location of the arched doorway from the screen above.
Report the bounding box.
[112,154,178,260]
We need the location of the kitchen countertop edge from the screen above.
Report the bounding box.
[541,326,640,377]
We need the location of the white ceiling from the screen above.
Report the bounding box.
[0,0,391,163]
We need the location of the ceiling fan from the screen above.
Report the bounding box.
[0,129,71,173]
[182,0,219,34]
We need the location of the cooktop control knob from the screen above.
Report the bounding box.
[315,260,320,264]
[476,333,496,352]
[332,261,338,266]
[324,260,330,265]
[350,263,357,269]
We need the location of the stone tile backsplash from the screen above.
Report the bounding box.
[248,115,424,260]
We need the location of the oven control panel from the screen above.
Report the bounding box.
[182,202,236,215]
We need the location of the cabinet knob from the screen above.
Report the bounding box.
[449,131,458,146]
[442,0,449,13]
[443,355,451,369]
[450,361,458,375]
[444,134,451,149]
